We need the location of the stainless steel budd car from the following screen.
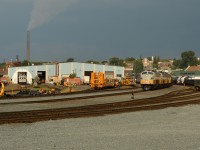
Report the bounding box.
[140,70,172,91]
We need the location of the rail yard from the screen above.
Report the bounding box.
[0,84,198,124]
[1,1,200,148]
[1,73,200,150]
[1,84,200,149]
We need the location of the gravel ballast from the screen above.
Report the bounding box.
[1,104,200,150]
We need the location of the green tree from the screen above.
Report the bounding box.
[172,59,182,69]
[180,51,198,69]
[101,61,108,65]
[109,57,125,66]
[21,60,29,66]
[66,58,74,62]
[0,63,5,68]
[85,60,100,64]
[32,62,44,65]
[133,59,143,74]
[124,57,135,62]
[153,56,158,69]
[69,73,76,78]
[147,57,152,61]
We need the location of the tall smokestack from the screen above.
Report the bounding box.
[26,30,30,62]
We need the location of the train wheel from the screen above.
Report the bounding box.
[142,85,150,91]
[141,86,146,91]
[150,86,155,90]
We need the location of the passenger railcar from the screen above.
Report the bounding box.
[140,70,172,91]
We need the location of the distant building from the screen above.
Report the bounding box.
[6,61,21,69]
[0,68,6,77]
[0,61,21,76]
[158,61,173,70]
[142,58,153,70]
[172,65,200,77]
[124,62,133,77]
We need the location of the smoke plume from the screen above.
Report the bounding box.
[28,0,75,31]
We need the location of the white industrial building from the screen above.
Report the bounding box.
[8,62,124,84]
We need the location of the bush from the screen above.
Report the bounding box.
[69,73,76,78]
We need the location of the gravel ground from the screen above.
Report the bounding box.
[1,104,200,150]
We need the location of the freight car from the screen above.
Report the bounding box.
[173,76,198,86]
[140,70,172,91]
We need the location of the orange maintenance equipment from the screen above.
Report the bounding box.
[121,77,135,86]
[0,82,5,97]
[90,72,104,89]
[90,72,115,89]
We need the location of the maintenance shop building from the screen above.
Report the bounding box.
[8,62,124,84]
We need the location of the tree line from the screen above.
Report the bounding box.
[67,50,200,71]
[1,50,199,73]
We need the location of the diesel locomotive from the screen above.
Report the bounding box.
[140,70,172,91]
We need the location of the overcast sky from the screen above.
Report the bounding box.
[0,0,200,62]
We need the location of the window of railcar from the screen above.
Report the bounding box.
[147,72,154,75]
[142,72,147,75]
[155,72,160,77]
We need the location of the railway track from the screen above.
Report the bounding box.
[1,86,134,100]
[0,88,199,125]
[0,89,136,105]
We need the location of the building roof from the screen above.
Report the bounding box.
[185,65,200,71]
